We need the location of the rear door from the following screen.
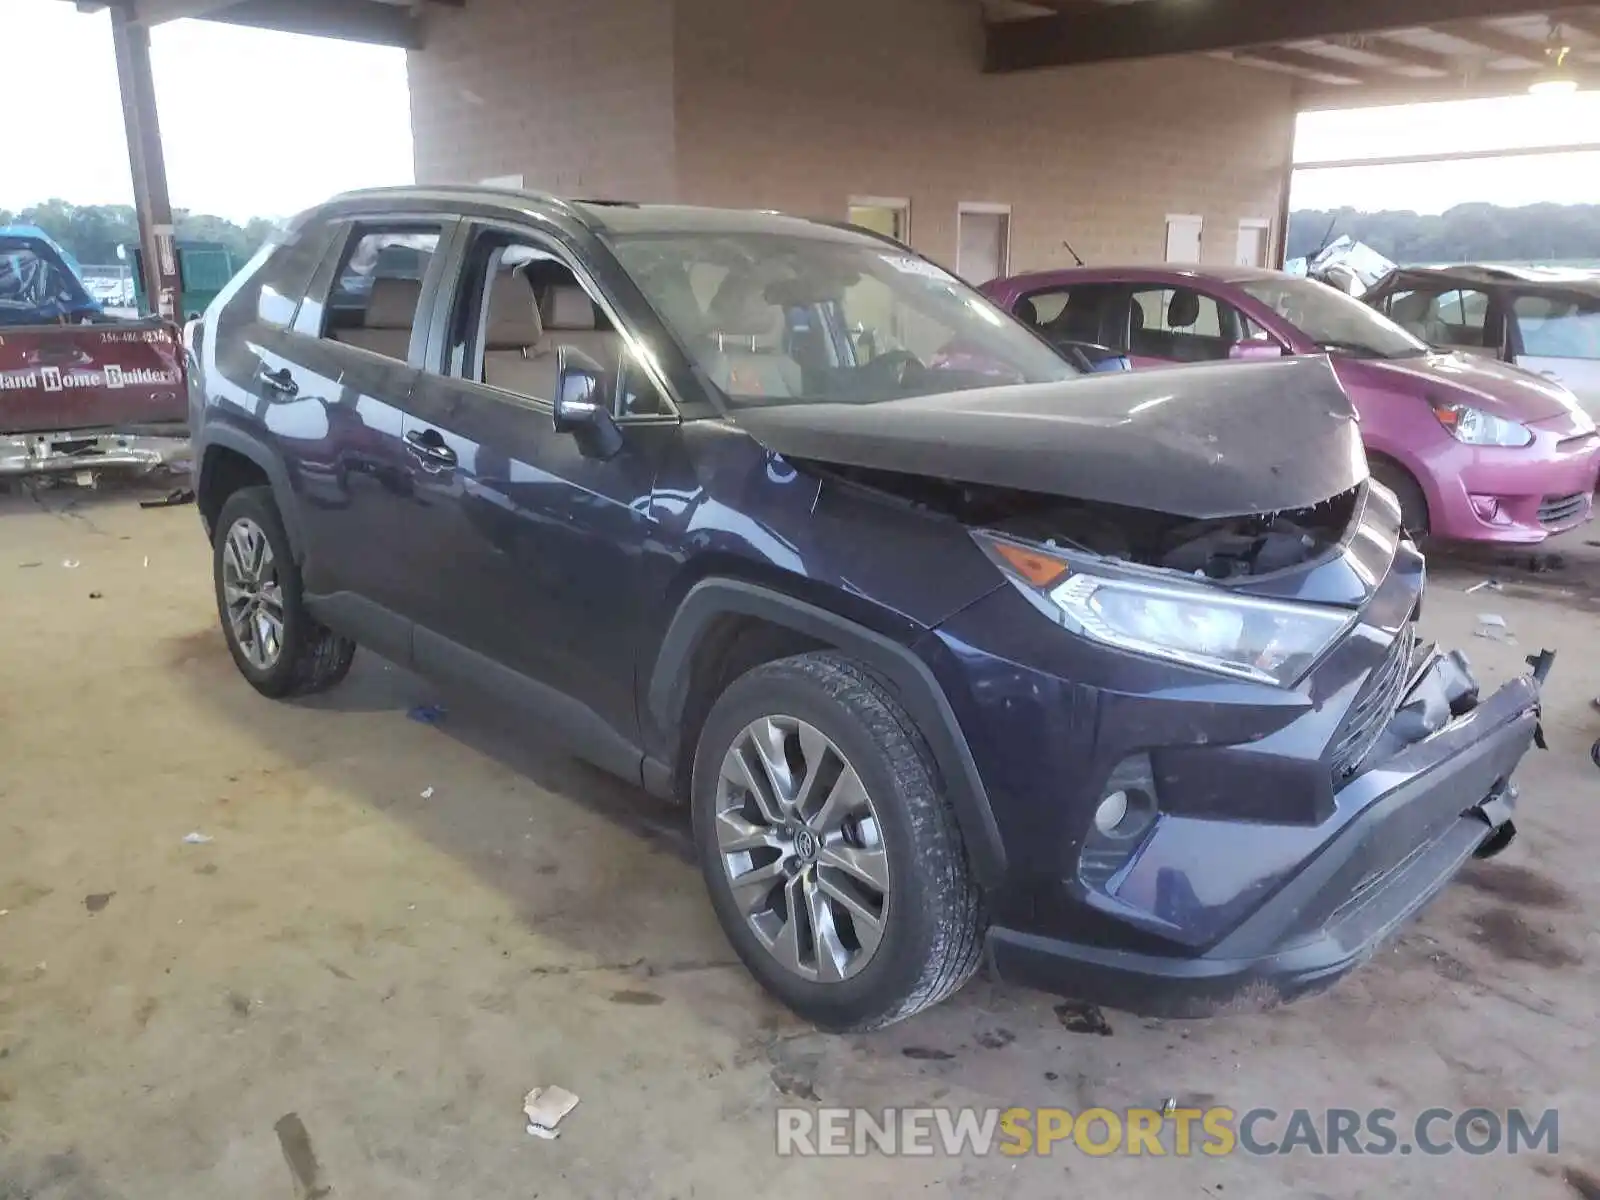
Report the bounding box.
[264,218,456,660]
[1508,291,1600,422]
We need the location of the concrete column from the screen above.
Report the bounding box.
[109,7,182,321]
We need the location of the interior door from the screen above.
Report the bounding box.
[399,225,668,743]
[957,208,1009,284]
[1235,222,1269,268]
[1165,215,1203,263]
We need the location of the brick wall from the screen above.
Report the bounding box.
[408,0,678,201]
[409,0,1295,270]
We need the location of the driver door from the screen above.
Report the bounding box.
[399,222,678,745]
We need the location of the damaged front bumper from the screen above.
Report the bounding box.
[983,649,1548,1017]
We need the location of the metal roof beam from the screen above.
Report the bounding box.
[986,0,1569,72]
[195,0,422,47]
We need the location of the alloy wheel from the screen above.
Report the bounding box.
[714,716,890,983]
[221,517,285,671]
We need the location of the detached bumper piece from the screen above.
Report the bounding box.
[986,650,1551,1018]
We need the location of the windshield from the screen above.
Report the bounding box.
[1238,276,1426,360]
[605,230,1077,406]
[1513,294,1600,360]
[0,239,99,325]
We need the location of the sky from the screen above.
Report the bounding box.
[1,0,1597,220]
[1,0,413,221]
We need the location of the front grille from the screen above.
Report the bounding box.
[1329,625,1415,782]
[1538,491,1589,528]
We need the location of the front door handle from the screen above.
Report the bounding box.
[405,428,458,468]
[257,365,299,396]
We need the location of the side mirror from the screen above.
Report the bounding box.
[553,345,623,459]
[1229,337,1284,361]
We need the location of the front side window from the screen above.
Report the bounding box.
[605,230,1076,407]
[444,231,667,417]
[1513,293,1600,360]
[1239,276,1426,360]
[1384,287,1493,351]
[321,226,441,361]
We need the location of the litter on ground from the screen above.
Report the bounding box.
[408,704,448,725]
[524,1085,580,1139]
[182,832,214,845]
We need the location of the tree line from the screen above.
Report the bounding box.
[1287,203,1600,266]
[0,199,277,267]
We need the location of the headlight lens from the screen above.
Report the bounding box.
[1430,400,1534,447]
[976,534,1354,686]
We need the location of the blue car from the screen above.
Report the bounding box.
[185,187,1545,1029]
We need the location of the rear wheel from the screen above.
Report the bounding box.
[1371,458,1429,538]
[213,487,355,698]
[691,652,985,1031]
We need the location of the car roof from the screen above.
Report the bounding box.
[315,185,884,244]
[998,264,1288,289]
[1376,263,1600,295]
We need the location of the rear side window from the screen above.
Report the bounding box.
[320,226,442,361]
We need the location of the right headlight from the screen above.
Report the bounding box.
[1430,400,1534,447]
[976,534,1355,687]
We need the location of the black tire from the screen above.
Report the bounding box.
[1371,457,1429,538]
[212,486,355,699]
[691,651,985,1031]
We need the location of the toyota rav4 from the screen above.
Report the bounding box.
[186,187,1546,1031]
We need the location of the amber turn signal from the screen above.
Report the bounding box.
[990,540,1070,588]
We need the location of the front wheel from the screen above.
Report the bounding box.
[1370,458,1430,538]
[212,486,356,698]
[691,652,985,1031]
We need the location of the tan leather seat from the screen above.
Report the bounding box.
[482,268,551,394]
[540,284,622,374]
[339,277,421,359]
[702,275,803,398]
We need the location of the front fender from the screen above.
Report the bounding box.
[646,577,1008,885]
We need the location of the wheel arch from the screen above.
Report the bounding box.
[196,427,303,558]
[646,577,1007,885]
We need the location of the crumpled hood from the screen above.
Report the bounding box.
[1348,351,1583,422]
[730,356,1367,520]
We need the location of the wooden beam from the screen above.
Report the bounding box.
[1435,21,1547,61]
[198,0,421,47]
[1555,8,1600,38]
[1297,63,1600,105]
[1350,35,1457,71]
[1236,46,1388,84]
[986,0,1565,72]
[1299,140,1600,168]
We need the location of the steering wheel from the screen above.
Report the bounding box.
[863,348,923,387]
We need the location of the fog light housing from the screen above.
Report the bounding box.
[1469,494,1511,525]
[1078,755,1160,891]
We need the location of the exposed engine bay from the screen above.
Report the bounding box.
[807,460,1362,579]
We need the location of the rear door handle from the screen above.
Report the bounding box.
[257,365,299,396]
[405,428,458,468]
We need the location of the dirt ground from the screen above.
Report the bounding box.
[1,477,1597,1199]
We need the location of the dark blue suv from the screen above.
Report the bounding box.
[187,186,1544,1030]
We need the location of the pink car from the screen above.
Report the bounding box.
[981,266,1600,544]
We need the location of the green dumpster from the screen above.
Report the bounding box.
[126,240,239,320]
